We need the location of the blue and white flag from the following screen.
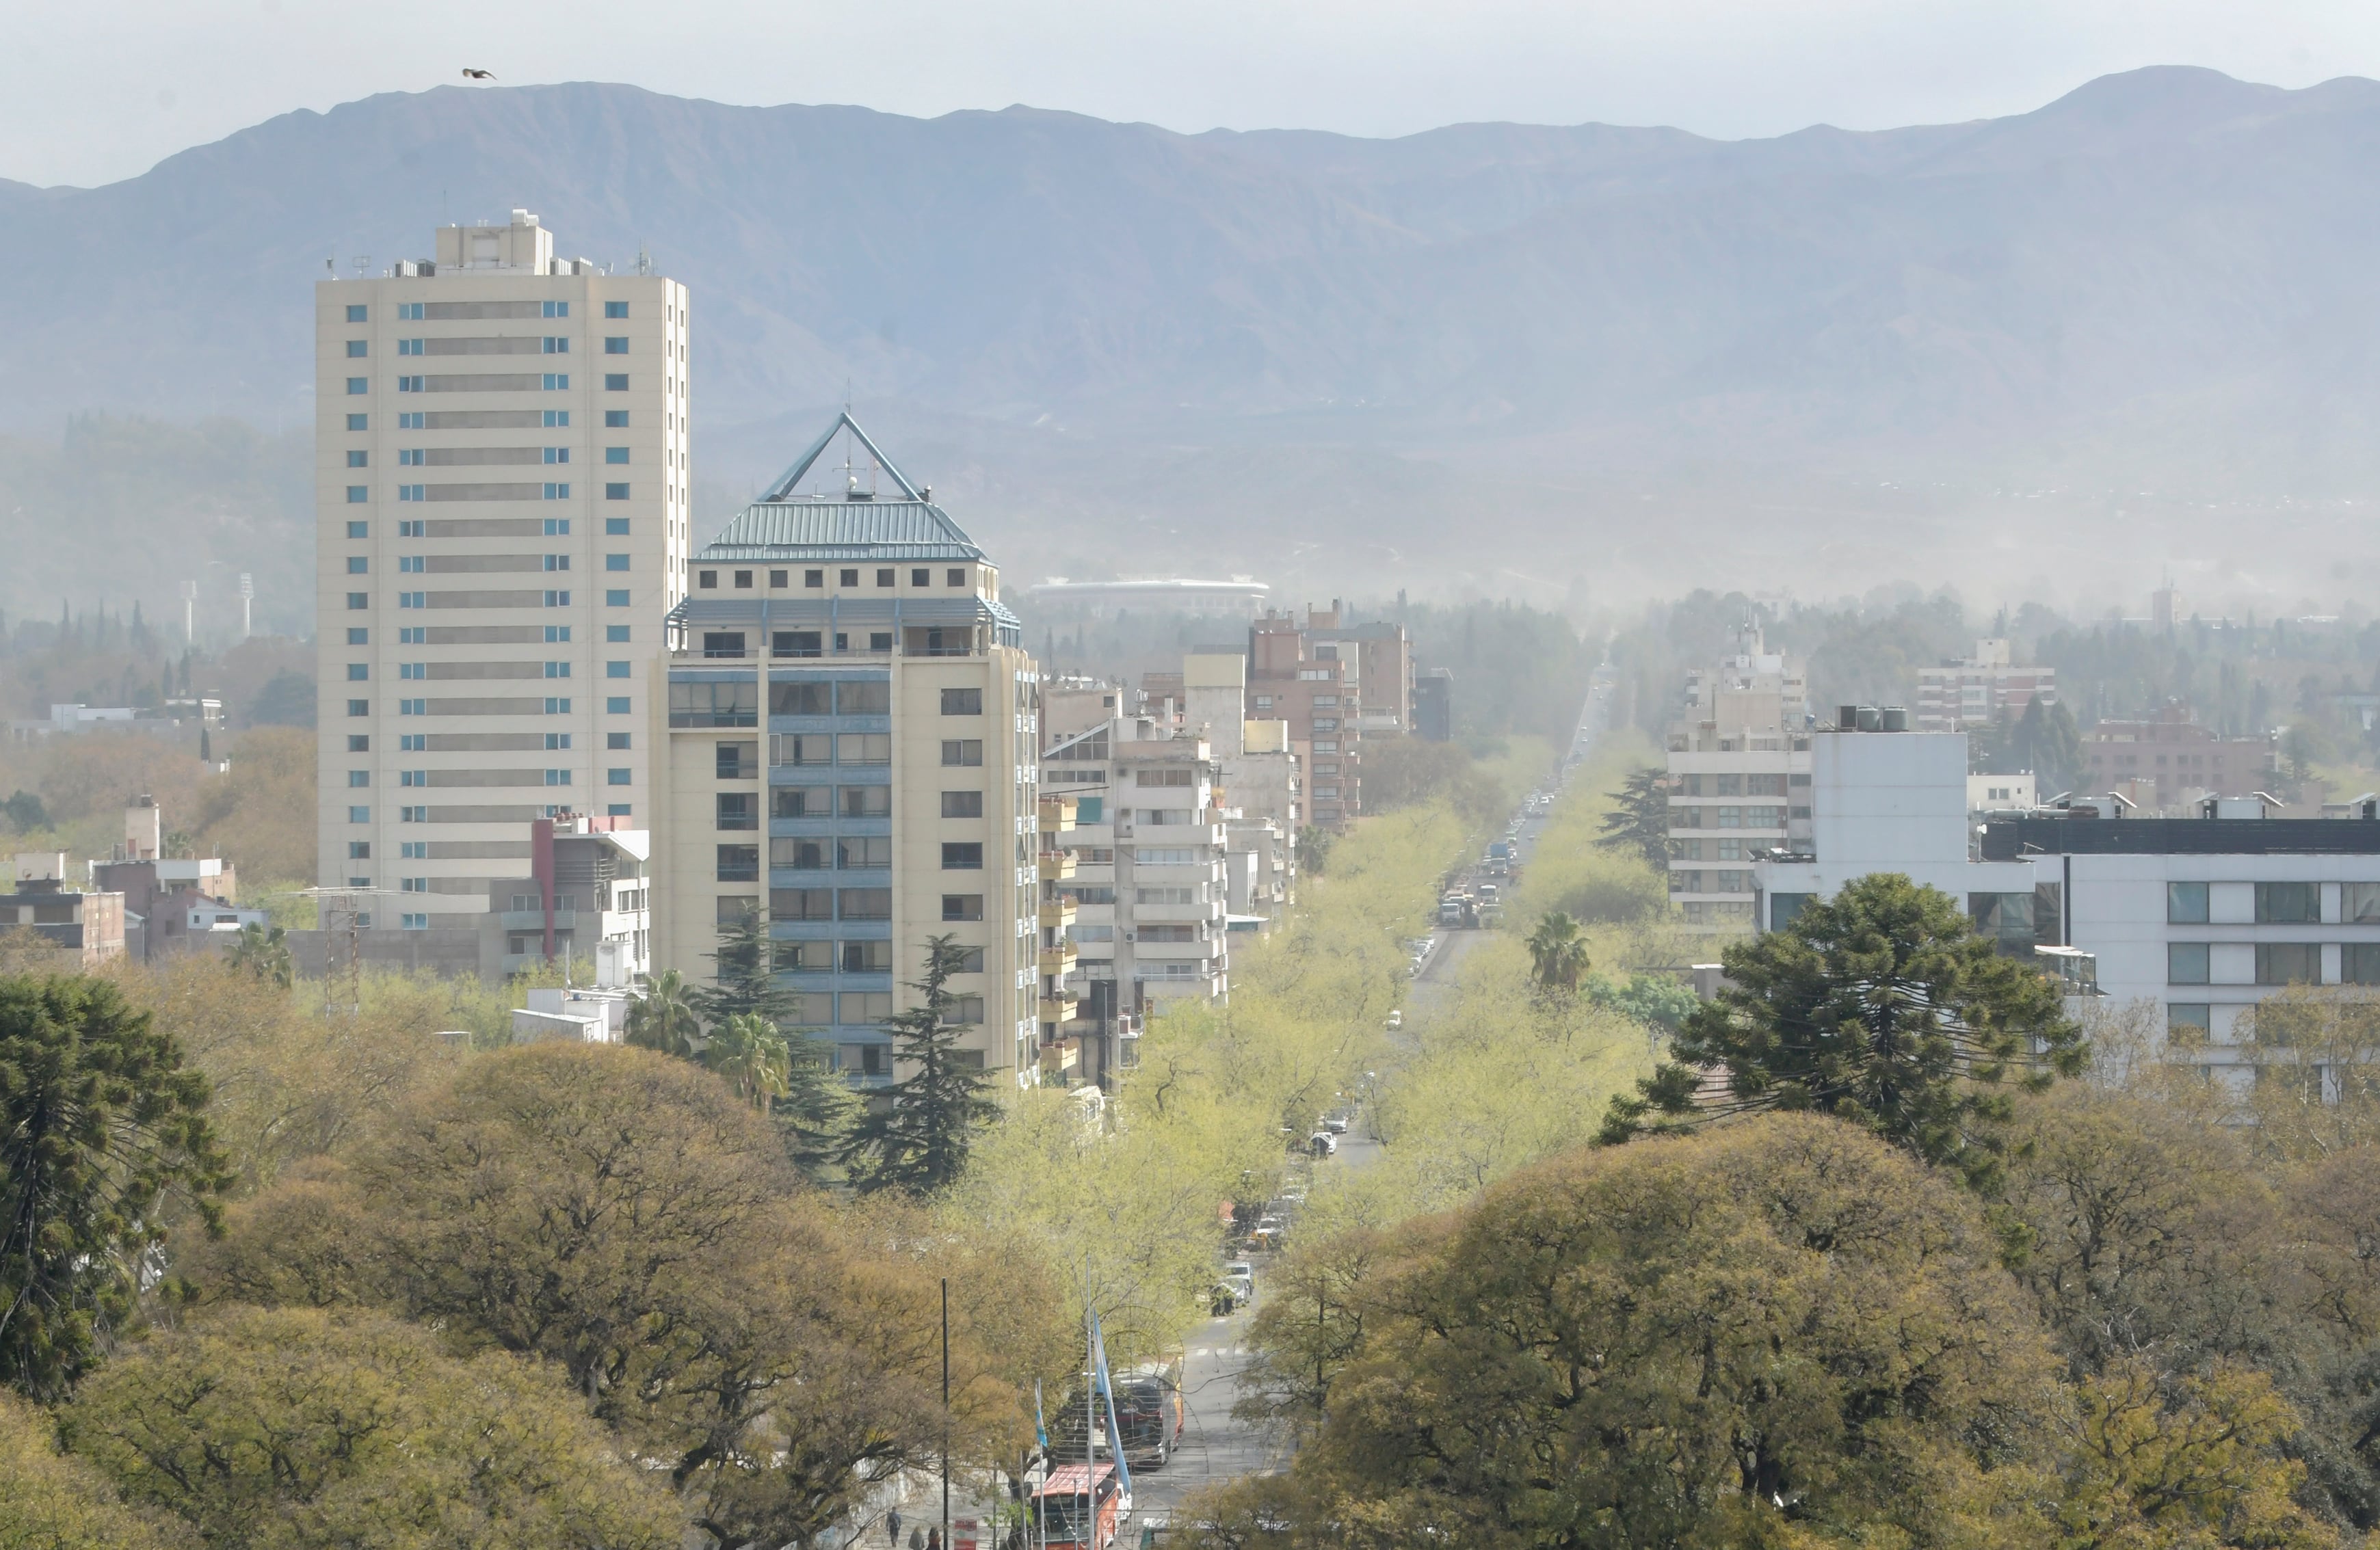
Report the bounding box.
[1035,1379,1048,1452]
[1089,1312,1133,1497]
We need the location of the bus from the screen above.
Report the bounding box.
[1032,1461,1125,1550]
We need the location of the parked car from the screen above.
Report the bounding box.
[1310,1131,1338,1158]
[1386,1009,1403,1031]
[1323,1110,1350,1134]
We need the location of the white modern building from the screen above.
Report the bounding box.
[315,211,689,927]
[1667,624,1813,930]
[1754,712,2380,1083]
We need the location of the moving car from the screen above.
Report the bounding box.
[1323,1110,1351,1134]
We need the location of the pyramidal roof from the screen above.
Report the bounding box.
[700,412,986,561]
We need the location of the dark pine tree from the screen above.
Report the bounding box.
[841,934,998,1196]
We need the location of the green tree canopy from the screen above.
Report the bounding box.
[1206,1114,2064,1549]
[1523,911,1589,992]
[0,974,228,1398]
[60,1303,684,1550]
[690,908,799,1030]
[0,1387,172,1549]
[624,965,702,1058]
[1592,765,1673,870]
[841,935,999,1196]
[1600,873,2083,1192]
[224,923,291,989]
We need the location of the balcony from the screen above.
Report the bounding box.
[1039,897,1077,930]
[1038,1039,1079,1075]
[1040,989,1081,1022]
[1040,942,1079,978]
[1131,820,1226,846]
[499,908,577,930]
[1038,794,1077,833]
[1038,850,1077,881]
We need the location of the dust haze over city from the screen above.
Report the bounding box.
[15,3,2380,1549]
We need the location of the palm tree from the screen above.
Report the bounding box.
[1526,911,1590,993]
[625,967,702,1058]
[705,1011,792,1110]
[226,922,293,988]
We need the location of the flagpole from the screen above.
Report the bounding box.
[942,1278,951,1550]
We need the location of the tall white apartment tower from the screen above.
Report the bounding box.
[315,212,691,924]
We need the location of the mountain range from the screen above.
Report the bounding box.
[3,66,2378,618]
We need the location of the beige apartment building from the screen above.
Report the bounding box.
[1666,624,1814,931]
[314,211,688,925]
[652,415,1041,1087]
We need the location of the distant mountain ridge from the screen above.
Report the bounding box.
[5,68,2380,615]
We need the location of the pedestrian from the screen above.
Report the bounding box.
[909,1529,924,1550]
[927,1531,942,1550]
[886,1510,901,1546]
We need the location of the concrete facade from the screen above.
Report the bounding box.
[315,211,688,930]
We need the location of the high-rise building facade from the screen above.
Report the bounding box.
[1665,624,1814,931]
[1914,638,2057,733]
[314,211,689,924]
[653,415,1040,1086]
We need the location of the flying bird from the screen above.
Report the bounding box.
[462,68,495,81]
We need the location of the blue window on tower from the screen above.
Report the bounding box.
[345,304,367,322]
[347,377,368,395]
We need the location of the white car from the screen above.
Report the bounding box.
[1386,1010,1403,1030]
[1323,1111,1350,1134]
[1309,1131,1338,1158]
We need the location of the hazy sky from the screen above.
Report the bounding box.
[9,0,2379,187]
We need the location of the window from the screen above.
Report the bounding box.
[607,731,632,752]
[346,663,369,681]
[605,336,629,353]
[347,377,369,395]
[769,570,788,588]
[542,299,569,318]
[607,697,629,714]
[2256,882,2320,924]
[715,845,761,882]
[942,790,983,818]
[543,769,572,786]
[667,681,758,727]
[841,993,894,1026]
[605,301,628,319]
[1137,769,1193,788]
[772,681,830,716]
[875,567,895,587]
[396,484,423,501]
[348,805,370,824]
[347,413,368,430]
[543,373,569,390]
[772,887,833,921]
[947,568,967,587]
[605,483,629,500]
[605,409,629,427]
[940,688,983,715]
[2168,882,2210,924]
[607,554,629,571]
[345,769,371,788]
[839,786,891,818]
[839,836,893,870]
[605,446,629,464]
[940,996,987,1027]
[837,681,890,714]
[542,447,570,465]
[345,449,369,470]
[772,786,829,818]
[2257,942,2321,986]
[347,699,371,717]
[942,739,983,767]
[346,486,368,505]
[1136,887,1196,905]
[400,806,427,823]
[1968,892,2035,953]
[838,888,892,921]
[942,842,984,870]
[716,793,757,830]
[840,568,860,586]
[771,733,832,766]
[942,894,984,922]
[1136,848,1197,866]
[2167,941,2210,985]
[806,570,825,587]
[1074,796,1104,823]
[836,733,891,764]
[606,661,629,678]
[544,697,573,714]
[715,740,758,779]
[544,625,571,643]
[606,517,629,535]
[345,338,367,358]
[838,940,893,974]
[604,373,628,390]
[607,589,630,606]
[345,304,367,322]
[542,336,569,353]
[347,732,369,749]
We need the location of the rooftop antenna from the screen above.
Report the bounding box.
[635,245,652,276]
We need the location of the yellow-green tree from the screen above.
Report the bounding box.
[0,1387,171,1550]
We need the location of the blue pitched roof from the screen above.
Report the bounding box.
[698,413,987,562]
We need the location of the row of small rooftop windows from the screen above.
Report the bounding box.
[697,567,971,591]
[345,302,631,321]
[343,413,630,430]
